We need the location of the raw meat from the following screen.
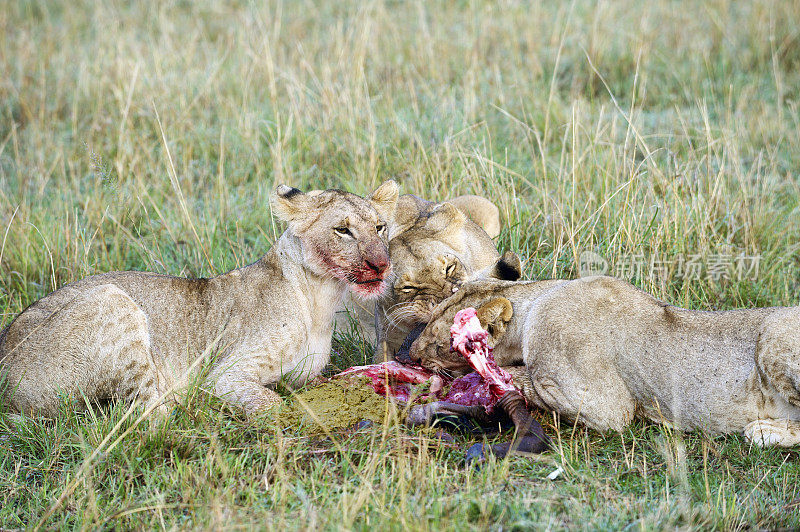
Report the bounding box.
[449,308,517,402]
[336,361,444,403]
[332,307,523,414]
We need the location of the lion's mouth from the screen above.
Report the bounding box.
[349,276,388,298]
[353,277,383,285]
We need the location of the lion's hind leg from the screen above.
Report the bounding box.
[502,365,636,432]
[1,284,167,416]
[743,419,800,447]
[744,309,800,447]
[755,308,800,409]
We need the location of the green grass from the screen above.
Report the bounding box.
[2,0,800,528]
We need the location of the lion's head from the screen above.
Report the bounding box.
[271,180,399,299]
[407,279,516,375]
[377,193,520,358]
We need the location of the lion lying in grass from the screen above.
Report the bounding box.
[409,275,800,447]
[0,182,398,417]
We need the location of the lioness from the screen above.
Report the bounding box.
[0,181,398,417]
[410,276,800,446]
[375,194,518,361]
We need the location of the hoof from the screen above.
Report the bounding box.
[464,433,549,466]
[432,429,455,443]
[465,443,486,465]
[406,401,492,432]
[487,434,548,457]
[512,433,550,454]
[395,323,427,364]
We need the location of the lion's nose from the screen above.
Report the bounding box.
[364,255,389,275]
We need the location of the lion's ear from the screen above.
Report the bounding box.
[427,201,467,234]
[391,194,428,236]
[270,185,310,223]
[447,195,501,239]
[476,297,513,339]
[474,251,523,281]
[490,251,523,281]
[368,180,399,224]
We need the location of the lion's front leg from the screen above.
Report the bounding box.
[212,366,283,416]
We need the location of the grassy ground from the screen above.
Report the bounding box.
[2,0,800,528]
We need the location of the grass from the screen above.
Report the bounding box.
[1,0,800,528]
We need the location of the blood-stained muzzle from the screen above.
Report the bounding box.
[346,239,392,299]
[361,240,390,277]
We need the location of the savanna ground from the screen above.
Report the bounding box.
[1,0,800,529]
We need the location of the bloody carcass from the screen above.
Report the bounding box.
[332,308,549,457]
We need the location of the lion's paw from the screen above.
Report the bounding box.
[743,419,800,447]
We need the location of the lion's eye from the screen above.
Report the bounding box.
[400,285,416,293]
[376,223,386,234]
[445,262,456,277]
[334,226,351,236]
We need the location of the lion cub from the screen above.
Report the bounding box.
[410,276,800,447]
[0,181,398,417]
[376,194,517,361]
